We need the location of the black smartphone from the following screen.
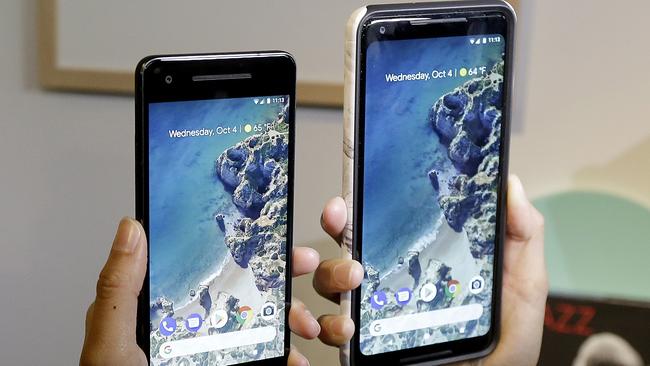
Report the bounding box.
[135,52,296,366]
[342,1,514,365]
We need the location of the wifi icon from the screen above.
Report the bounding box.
[470,38,476,44]
[253,98,260,104]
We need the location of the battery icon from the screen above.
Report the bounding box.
[267,98,271,104]
[483,37,487,44]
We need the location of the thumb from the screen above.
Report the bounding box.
[83,217,147,359]
[506,174,542,242]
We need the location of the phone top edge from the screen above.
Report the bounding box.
[136,51,297,105]
[365,0,514,12]
[136,51,296,74]
[363,0,516,24]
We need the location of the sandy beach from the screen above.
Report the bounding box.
[172,253,265,336]
[377,219,481,309]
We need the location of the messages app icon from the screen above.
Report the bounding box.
[185,313,203,332]
[395,288,412,306]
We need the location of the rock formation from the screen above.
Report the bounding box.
[215,111,290,291]
[428,62,504,258]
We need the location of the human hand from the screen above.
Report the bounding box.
[313,175,548,366]
[80,217,321,366]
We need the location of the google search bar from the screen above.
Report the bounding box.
[159,326,276,359]
[369,304,483,337]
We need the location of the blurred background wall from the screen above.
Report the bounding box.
[0,0,648,365]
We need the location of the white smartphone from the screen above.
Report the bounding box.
[342,1,515,364]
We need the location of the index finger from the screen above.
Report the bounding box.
[320,196,347,245]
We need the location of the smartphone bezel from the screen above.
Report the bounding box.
[351,2,514,365]
[135,51,296,366]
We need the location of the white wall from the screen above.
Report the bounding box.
[511,0,650,206]
[2,0,649,365]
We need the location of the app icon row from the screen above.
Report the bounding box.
[370,276,485,310]
[159,302,277,336]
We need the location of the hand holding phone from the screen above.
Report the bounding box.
[317,175,547,366]
[80,217,325,366]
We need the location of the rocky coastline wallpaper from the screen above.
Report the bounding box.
[148,96,290,365]
[360,36,505,355]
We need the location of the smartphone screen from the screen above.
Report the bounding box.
[355,9,511,360]
[137,54,294,366]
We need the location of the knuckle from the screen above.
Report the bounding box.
[96,268,131,300]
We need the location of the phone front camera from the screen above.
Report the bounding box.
[164,75,173,84]
[379,26,386,34]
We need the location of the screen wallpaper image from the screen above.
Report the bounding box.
[360,34,505,356]
[148,95,290,365]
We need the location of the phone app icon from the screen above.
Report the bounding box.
[211,309,228,329]
[370,291,387,310]
[445,279,461,299]
[236,305,253,325]
[261,302,277,321]
[419,283,437,302]
[469,275,485,295]
[159,317,177,336]
[395,288,412,306]
[184,313,203,332]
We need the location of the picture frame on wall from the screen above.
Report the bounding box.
[37,0,518,107]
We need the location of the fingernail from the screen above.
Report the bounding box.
[113,217,142,253]
[305,247,320,263]
[333,261,364,288]
[305,309,321,335]
[508,175,528,206]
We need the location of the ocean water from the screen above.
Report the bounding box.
[362,35,503,274]
[148,97,285,305]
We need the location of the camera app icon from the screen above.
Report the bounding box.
[261,302,277,321]
[469,275,485,295]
